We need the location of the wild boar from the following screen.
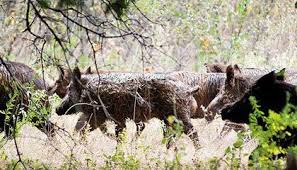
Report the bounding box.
[168,71,226,118]
[205,65,254,120]
[48,66,127,98]
[56,67,200,144]
[0,60,53,137]
[204,64,289,121]
[221,70,297,154]
[221,70,297,124]
[50,66,227,119]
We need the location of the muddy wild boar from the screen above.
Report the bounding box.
[205,63,297,84]
[221,70,297,153]
[205,65,254,120]
[50,66,227,119]
[56,67,200,144]
[47,66,93,98]
[205,64,288,121]
[0,60,53,137]
[168,71,226,118]
[48,66,127,98]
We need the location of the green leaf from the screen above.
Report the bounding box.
[233,140,243,148]
[225,147,231,154]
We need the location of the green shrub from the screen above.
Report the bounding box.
[248,96,297,169]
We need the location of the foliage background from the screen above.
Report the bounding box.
[1,0,296,74]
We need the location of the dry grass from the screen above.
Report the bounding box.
[0,111,258,169]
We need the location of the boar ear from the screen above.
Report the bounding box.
[85,66,92,74]
[233,64,242,74]
[276,68,285,81]
[226,65,235,87]
[72,67,81,84]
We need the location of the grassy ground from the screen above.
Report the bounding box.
[0,108,257,169]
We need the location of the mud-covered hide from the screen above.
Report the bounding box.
[0,61,52,137]
[48,66,117,98]
[54,67,228,119]
[80,71,227,119]
[205,63,297,85]
[0,71,28,133]
[205,65,254,120]
[56,68,199,141]
[0,61,33,110]
[1,61,48,90]
[168,71,226,118]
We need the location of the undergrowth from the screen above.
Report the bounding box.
[225,96,297,169]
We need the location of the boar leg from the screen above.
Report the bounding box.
[177,110,200,146]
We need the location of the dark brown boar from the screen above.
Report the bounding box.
[0,60,53,137]
[56,67,200,144]
[221,70,297,156]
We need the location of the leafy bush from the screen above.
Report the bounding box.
[224,96,297,169]
[0,82,53,138]
[162,115,185,146]
[23,89,51,127]
[248,96,297,169]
